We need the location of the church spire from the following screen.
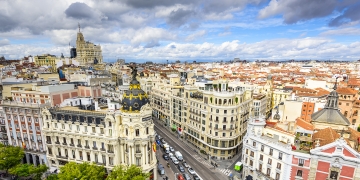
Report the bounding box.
[324,77,340,109]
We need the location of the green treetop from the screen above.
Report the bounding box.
[106,165,150,180]
[0,144,25,174]
[57,162,105,180]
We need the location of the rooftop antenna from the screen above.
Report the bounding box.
[78,22,80,32]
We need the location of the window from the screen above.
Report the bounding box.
[278,152,283,160]
[250,151,254,157]
[296,170,302,177]
[268,158,272,165]
[92,127,95,133]
[329,171,338,179]
[249,160,253,166]
[277,163,281,170]
[253,142,256,147]
[261,145,264,152]
[224,110,227,114]
[259,164,262,171]
[146,127,149,134]
[135,129,140,136]
[298,159,304,166]
[222,133,226,137]
[269,148,273,155]
[260,154,263,161]
[100,128,104,134]
[275,173,280,180]
[93,141,97,148]
[136,158,141,166]
[266,168,271,176]
[246,149,248,154]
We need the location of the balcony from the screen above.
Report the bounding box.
[84,145,90,149]
[46,141,52,144]
[55,141,60,144]
[93,147,98,150]
[107,150,114,153]
[62,142,67,145]
[69,144,74,147]
[100,148,106,151]
[77,144,82,148]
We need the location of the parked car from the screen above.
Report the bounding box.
[182,173,191,180]
[170,146,174,152]
[193,174,201,180]
[178,164,185,172]
[182,161,189,168]
[188,167,196,175]
[169,152,174,158]
[163,154,169,160]
[161,138,166,143]
[165,149,170,154]
[172,157,179,165]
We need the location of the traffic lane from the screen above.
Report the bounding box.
[155,125,224,180]
[156,149,174,179]
[157,143,183,179]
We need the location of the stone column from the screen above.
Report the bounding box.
[25,153,30,164]
[143,144,147,165]
[131,145,135,164]
[32,154,37,166]
[120,143,124,163]
[145,143,149,164]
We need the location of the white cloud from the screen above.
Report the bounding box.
[320,28,360,36]
[0,39,10,46]
[2,37,360,61]
[185,30,207,41]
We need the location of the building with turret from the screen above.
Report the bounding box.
[75,24,103,66]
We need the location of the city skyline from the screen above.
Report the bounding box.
[0,0,360,62]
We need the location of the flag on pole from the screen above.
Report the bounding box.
[152,142,156,152]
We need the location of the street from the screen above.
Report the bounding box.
[154,121,229,180]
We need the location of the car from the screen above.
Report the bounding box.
[188,167,196,175]
[156,135,161,139]
[163,154,169,160]
[161,139,166,143]
[182,161,189,168]
[169,152,174,158]
[178,164,185,172]
[165,149,170,154]
[172,157,179,165]
[170,146,174,152]
[160,143,164,148]
[193,174,201,180]
[182,173,191,180]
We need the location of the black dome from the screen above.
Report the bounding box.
[121,64,150,112]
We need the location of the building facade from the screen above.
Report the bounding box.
[150,75,253,159]
[76,27,103,66]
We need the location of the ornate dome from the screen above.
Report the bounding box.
[121,64,150,112]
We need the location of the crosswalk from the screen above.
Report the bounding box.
[192,154,232,176]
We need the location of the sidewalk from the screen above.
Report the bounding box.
[154,118,242,169]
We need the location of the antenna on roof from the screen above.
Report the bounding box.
[78,22,80,32]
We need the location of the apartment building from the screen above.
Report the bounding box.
[242,116,311,180]
[151,75,253,159]
[76,26,103,66]
[42,66,157,178]
[0,83,79,166]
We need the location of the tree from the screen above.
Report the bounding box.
[8,164,48,180]
[57,162,105,180]
[0,144,25,175]
[46,174,59,180]
[107,165,150,180]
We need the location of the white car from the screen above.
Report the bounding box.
[170,147,174,152]
[188,167,196,175]
[172,157,179,165]
[169,152,174,158]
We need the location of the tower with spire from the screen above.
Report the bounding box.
[75,23,103,66]
[310,77,350,130]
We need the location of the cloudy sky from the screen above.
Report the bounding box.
[1,0,360,62]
